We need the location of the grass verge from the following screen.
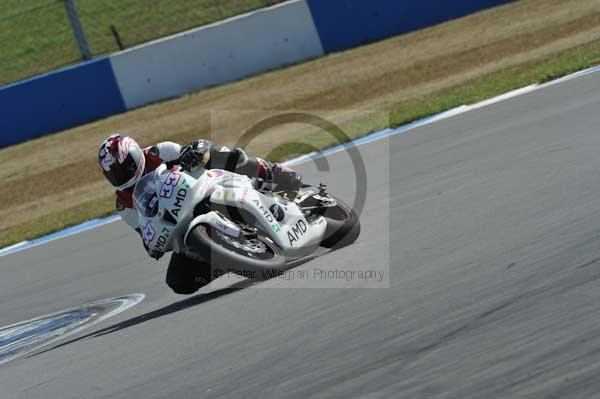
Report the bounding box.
[269,40,600,161]
[3,39,600,249]
[1,195,115,249]
[389,41,600,126]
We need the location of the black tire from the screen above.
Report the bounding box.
[165,252,212,295]
[186,224,287,279]
[320,197,361,249]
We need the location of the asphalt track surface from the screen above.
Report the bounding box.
[3,74,600,399]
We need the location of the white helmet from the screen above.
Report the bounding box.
[98,134,146,190]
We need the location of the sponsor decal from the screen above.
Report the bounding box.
[253,200,281,232]
[269,204,285,222]
[212,217,231,234]
[160,173,180,198]
[253,200,273,223]
[155,227,170,252]
[287,219,307,246]
[210,214,240,237]
[181,178,191,189]
[142,221,155,244]
[148,195,158,210]
[171,188,188,217]
[221,176,238,188]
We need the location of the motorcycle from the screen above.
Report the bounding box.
[133,163,360,274]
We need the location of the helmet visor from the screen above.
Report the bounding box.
[102,151,141,188]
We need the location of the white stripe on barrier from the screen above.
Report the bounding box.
[111,0,324,110]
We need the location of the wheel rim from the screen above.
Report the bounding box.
[215,230,267,254]
[205,226,279,260]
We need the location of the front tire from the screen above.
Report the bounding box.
[186,224,287,278]
[320,197,361,249]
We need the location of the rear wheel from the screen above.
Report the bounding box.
[186,224,287,278]
[320,197,361,249]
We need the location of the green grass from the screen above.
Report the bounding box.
[268,39,600,162]
[0,195,115,249]
[278,41,600,154]
[3,38,600,250]
[0,0,280,86]
[388,41,600,126]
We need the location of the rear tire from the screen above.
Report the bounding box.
[186,224,287,279]
[320,197,361,249]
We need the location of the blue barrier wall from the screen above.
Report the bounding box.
[0,58,125,148]
[306,0,516,53]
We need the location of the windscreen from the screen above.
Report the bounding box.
[133,173,159,218]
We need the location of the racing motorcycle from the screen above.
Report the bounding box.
[133,163,360,274]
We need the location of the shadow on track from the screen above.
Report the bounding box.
[27,279,254,359]
[27,252,326,359]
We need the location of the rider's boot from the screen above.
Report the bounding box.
[256,159,303,198]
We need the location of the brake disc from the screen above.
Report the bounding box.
[215,230,267,254]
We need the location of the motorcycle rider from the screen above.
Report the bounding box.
[97,133,302,294]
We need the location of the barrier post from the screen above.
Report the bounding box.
[63,0,92,60]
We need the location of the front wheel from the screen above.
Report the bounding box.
[186,224,287,278]
[320,197,361,249]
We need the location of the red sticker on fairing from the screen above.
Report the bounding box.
[207,169,224,178]
[240,186,250,204]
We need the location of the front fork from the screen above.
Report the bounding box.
[184,210,241,245]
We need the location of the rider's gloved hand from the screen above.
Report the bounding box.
[148,249,164,260]
[272,164,303,197]
[179,140,209,171]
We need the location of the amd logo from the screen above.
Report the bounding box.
[171,188,187,217]
[154,227,170,252]
[253,200,274,223]
[288,219,307,246]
